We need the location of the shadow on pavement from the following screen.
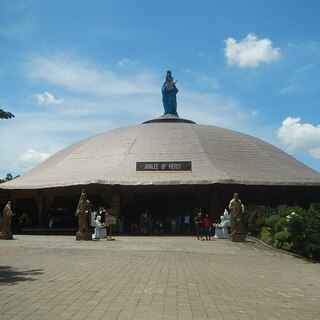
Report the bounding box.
[0,266,43,285]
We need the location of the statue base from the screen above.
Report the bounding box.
[0,232,13,240]
[230,233,246,242]
[76,231,92,241]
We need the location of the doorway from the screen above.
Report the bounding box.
[121,193,199,234]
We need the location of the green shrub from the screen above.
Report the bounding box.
[307,233,320,260]
[260,227,274,245]
[275,217,287,233]
[277,205,306,218]
[247,211,260,235]
[309,232,320,244]
[304,205,320,235]
[255,216,267,233]
[286,212,306,254]
[274,230,292,250]
[274,230,290,242]
[266,215,281,233]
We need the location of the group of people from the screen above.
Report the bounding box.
[1,192,245,242]
[194,193,245,241]
[130,213,193,235]
[74,190,246,242]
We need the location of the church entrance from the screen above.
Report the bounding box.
[121,193,199,235]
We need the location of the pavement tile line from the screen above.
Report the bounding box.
[0,235,319,320]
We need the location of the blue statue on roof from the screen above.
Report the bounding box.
[162,70,178,116]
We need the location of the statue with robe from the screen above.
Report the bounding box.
[162,70,179,116]
[228,193,246,242]
[0,201,14,240]
[92,215,107,239]
[213,209,231,239]
[75,190,92,240]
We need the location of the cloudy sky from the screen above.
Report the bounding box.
[1,0,320,178]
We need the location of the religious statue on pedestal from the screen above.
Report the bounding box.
[228,193,246,242]
[75,190,92,240]
[0,201,14,240]
[162,70,179,116]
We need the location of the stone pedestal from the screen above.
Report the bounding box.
[230,233,246,242]
[0,231,13,240]
[76,232,92,241]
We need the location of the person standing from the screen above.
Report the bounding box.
[171,217,177,234]
[184,213,191,234]
[48,216,54,229]
[194,212,204,240]
[203,213,213,240]
[118,216,124,235]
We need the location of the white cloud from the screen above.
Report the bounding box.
[34,91,64,105]
[277,84,296,95]
[118,58,131,67]
[0,85,256,176]
[310,148,320,159]
[224,33,281,67]
[18,148,50,168]
[0,57,261,177]
[28,55,158,96]
[277,117,320,158]
[178,89,252,129]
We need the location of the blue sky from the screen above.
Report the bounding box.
[1,0,320,177]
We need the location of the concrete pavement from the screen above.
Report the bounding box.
[0,235,319,320]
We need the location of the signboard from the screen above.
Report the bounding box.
[105,214,117,225]
[136,161,192,172]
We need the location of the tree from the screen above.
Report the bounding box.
[0,173,19,184]
[0,108,15,119]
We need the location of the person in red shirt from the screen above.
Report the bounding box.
[203,213,213,240]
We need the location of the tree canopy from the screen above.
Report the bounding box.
[0,108,15,119]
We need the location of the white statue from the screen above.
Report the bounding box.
[92,215,107,239]
[91,211,98,227]
[213,209,231,239]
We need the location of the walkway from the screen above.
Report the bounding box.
[0,235,319,320]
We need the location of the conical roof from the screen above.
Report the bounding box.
[2,117,320,189]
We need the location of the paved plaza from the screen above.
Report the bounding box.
[0,235,319,320]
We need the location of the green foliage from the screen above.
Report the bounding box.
[274,230,291,242]
[247,203,320,260]
[274,230,292,250]
[0,108,15,119]
[245,205,276,236]
[285,212,308,255]
[276,205,306,218]
[309,232,320,244]
[255,216,267,233]
[274,217,287,233]
[247,211,260,235]
[304,204,320,235]
[265,215,281,232]
[307,233,320,260]
[0,173,18,184]
[260,227,274,245]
